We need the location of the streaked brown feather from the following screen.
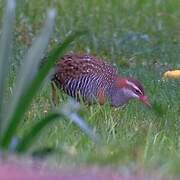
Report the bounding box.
[54,54,118,85]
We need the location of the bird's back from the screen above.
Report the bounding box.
[52,54,118,103]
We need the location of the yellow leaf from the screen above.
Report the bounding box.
[163,70,180,79]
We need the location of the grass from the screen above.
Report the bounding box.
[1,0,180,175]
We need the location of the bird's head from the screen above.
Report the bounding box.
[113,77,151,107]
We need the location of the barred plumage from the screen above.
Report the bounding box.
[51,54,150,107]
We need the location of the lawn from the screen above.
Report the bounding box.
[1,0,180,176]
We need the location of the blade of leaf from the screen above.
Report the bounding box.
[16,113,60,153]
[65,112,99,143]
[3,9,56,130]
[60,99,100,144]
[16,99,99,153]
[0,9,56,147]
[0,0,16,132]
[14,9,56,94]
[0,30,87,149]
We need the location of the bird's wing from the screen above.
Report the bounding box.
[55,54,118,84]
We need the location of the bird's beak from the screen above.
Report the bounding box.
[139,95,151,107]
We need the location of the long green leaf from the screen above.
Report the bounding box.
[0,0,16,132]
[2,9,56,132]
[0,30,87,149]
[16,113,60,153]
[16,99,99,153]
[12,9,56,101]
[61,99,100,144]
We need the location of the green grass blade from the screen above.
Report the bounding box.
[0,30,87,149]
[16,113,60,153]
[0,0,16,131]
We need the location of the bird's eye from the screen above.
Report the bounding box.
[134,89,142,95]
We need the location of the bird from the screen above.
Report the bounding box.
[51,54,150,107]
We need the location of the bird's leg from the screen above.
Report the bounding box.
[51,81,59,107]
[97,88,106,105]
